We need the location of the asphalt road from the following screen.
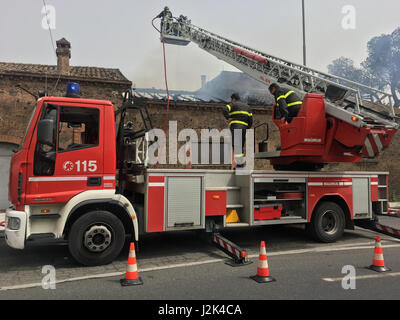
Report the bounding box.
[1,240,400,301]
[0,215,399,300]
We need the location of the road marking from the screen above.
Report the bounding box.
[0,272,124,292]
[1,241,400,292]
[248,242,400,258]
[323,272,400,282]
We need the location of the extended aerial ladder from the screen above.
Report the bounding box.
[154,10,399,170]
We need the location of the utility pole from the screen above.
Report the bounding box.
[302,0,307,66]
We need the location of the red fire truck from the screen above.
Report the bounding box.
[4,11,400,266]
[3,82,395,266]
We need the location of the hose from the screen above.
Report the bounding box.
[152,16,171,167]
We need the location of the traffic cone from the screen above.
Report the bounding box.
[120,242,143,286]
[368,236,391,272]
[250,241,276,283]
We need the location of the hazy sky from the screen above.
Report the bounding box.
[1,0,399,91]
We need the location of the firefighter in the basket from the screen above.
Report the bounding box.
[158,6,173,33]
[269,83,302,124]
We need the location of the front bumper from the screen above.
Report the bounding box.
[5,208,27,249]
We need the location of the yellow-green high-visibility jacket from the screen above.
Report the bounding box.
[273,88,302,120]
[223,101,253,128]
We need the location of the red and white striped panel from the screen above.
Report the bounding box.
[374,223,400,238]
[213,234,245,260]
[362,133,385,158]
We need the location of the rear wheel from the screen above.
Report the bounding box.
[68,210,125,266]
[308,201,345,243]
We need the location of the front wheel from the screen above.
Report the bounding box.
[68,210,126,266]
[308,201,345,243]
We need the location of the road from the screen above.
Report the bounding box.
[0,215,400,301]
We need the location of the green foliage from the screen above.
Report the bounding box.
[328,27,400,106]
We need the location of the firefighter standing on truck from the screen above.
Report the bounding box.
[223,93,253,169]
[269,83,302,124]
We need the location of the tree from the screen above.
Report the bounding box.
[328,57,366,84]
[328,27,400,107]
[327,57,382,101]
[362,28,400,107]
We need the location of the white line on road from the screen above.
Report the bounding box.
[323,272,400,282]
[2,241,400,292]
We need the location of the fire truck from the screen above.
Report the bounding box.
[4,10,400,266]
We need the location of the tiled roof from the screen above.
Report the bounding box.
[133,88,226,103]
[0,62,131,85]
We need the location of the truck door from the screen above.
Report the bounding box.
[166,177,203,228]
[352,177,371,219]
[25,103,104,205]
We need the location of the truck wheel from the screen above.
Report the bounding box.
[309,201,345,243]
[68,210,125,266]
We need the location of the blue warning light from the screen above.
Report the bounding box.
[66,82,80,98]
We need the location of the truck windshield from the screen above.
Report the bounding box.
[16,104,37,152]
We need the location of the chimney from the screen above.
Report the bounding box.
[56,38,71,74]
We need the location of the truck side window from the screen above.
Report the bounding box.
[33,104,58,176]
[57,107,99,152]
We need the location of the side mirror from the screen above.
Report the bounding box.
[37,119,55,146]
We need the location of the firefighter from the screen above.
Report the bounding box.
[223,93,253,169]
[268,83,302,124]
[158,6,173,33]
[177,15,187,36]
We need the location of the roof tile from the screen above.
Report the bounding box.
[0,62,131,85]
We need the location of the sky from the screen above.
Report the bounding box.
[0,0,399,91]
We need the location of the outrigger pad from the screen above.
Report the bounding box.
[225,259,253,267]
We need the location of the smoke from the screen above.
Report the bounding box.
[196,71,274,105]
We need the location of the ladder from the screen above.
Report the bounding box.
[116,90,153,170]
[159,13,399,130]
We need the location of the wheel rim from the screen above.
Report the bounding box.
[321,210,339,235]
[84,225,113,253]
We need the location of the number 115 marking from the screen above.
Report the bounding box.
[75,160,97,172]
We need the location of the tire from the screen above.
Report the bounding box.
[308,201,345,243]
[68,210,126,266]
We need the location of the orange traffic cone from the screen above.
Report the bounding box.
[120,242,143,286]
[250,241,276,283]
[368,236,391,272]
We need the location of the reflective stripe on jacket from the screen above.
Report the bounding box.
[274,88,302,119]
[224,101,253,128]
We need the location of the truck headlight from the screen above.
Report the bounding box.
[7,217,21,230]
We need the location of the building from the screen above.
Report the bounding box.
[0,38,132,210]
